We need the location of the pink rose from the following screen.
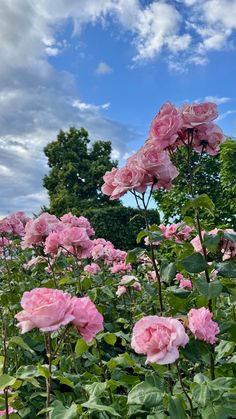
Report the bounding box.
[148,102,182,149]
[101,167,119,197]
[0,407,16,416]
[72,296,103,342]
[44,232,61,255]
[131,316,189,364]
[110,262,132,274]
[109,166,147,200]
[116,285,127,297]
[84,263,101,275]
[193,123,226,156]
[179,279,192,289]
[116,275,141,297]
[15,288,75,333]
[187,307,219,344]
[175,273,184,281]
[181,102,218,128]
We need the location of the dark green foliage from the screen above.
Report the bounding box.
[153,139,236,229]
[82,206,160,250]
[43,127,119,215]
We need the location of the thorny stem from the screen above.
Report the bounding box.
[47,256,58,288]
[176,362,194,419]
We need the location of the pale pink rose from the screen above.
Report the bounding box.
[110,166,147,200]
[61,213,95,236]
[84,263,101,275]
[193,123,226,156]
[191,234,204,254]
[0,407,16,416]
[15,288,75,333]
[147,271,157,282]
[60,227,90,247]
[187,307,219,344]
[116,285,127,297]
[44,232,61,255]
[181,102,218,128]
[148,102,182,149]
[131,316,189,365]
[163,223,192,242]
[72,296,103,342]
[110,262,132,274]
[21,213,59,248]
[179,279,192,289]
[101,167,119,197]
[116,275,141,296]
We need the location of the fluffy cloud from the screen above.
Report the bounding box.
[95,62,113,75]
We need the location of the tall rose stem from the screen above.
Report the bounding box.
[133,189,164,312]
[1,314,9,419]
[176,361,193,418]
[44,333,52,419]
[185,130,215,379]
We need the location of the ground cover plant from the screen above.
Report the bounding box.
[0,101,236,418]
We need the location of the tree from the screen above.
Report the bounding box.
[43,127,119,215]
[153,139,236,229]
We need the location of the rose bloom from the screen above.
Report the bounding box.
[179,279,192,289]
[101,167,119,197]
[15,288,75,333]
[187,307,219,344]
[116,275,141,296]
[72,296,103,342]
[44,232,61,255]
[193,123,226,156]
[110,261,132,274]
[0,407,16,416]
[181,102,218,128]
[109,165,148,200]
[131,316,189,365]
[84,263,101,275]
[148,102,182,149]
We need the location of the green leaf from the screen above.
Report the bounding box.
[160,262,176,282]
[169,396,187,419]
[126,248,146,264]
[201,404,231,419]
[50,401,78,419]
[104,333,117,346]
[0,357,4,375]
[74,338,89,356]
[127,381,163,409]
[196,277,223,299]
[0,374,16,389]
[9,336,35,355]
[16,365,39,379]
[172,288,191,298]
[38,365,50,379]
[202,233,221,252]
[217,262,236,278]
[182,340,210,364]
[136,230,148,244]
[182,194,215,216]
[180,252,208,273]
[82,400,121,417]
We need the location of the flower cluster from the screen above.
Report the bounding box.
[191,228,236,260]
[175,273,192,289]
[102,101,226,200]
[159,223,192,243]
[0,211,30,236]
[15,287,103,342]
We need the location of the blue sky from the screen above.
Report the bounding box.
[0,0,236,215]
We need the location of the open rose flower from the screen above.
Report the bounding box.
[72,296,103,342]
[187,307,219,344]
[131,316,189,364]
[181,102,218,128]
[15,288,75,333]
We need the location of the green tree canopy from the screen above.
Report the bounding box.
[153,139,236,229]
[43,127,119,215]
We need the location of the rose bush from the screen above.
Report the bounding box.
[0,100,235,418]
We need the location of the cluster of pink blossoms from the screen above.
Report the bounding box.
[102,101,226,200]
[15,287,103,343]
[191,228,236,261]
[0,211,30,237]
[159,223,192,243]
[131,307,219,365]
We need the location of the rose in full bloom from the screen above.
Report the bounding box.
[180,102,218,128]
[15,288,75,333]
[193,123,226,156]
[131,316,189,364]
[84,263,101,275]
[187,307,219,344]
[72,296,103,342]
[148,102,182,149]
[101,167,119,197]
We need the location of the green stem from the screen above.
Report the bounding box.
[1,314,9,419]
[44,333,52,418]
[176,362,193,419]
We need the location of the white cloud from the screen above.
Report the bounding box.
[45,46,60,56]
[216,109,236,121]
[95,61,113,75]
[204,96,231,105]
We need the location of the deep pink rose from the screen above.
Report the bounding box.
[181,102,218,128]
[148,102,182,149]
[72,296,103,342]
[131,316,189,364]
[15,288,75,333]
[44,232,61,255]
[187,307,219,344]
[179,279,192,289]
